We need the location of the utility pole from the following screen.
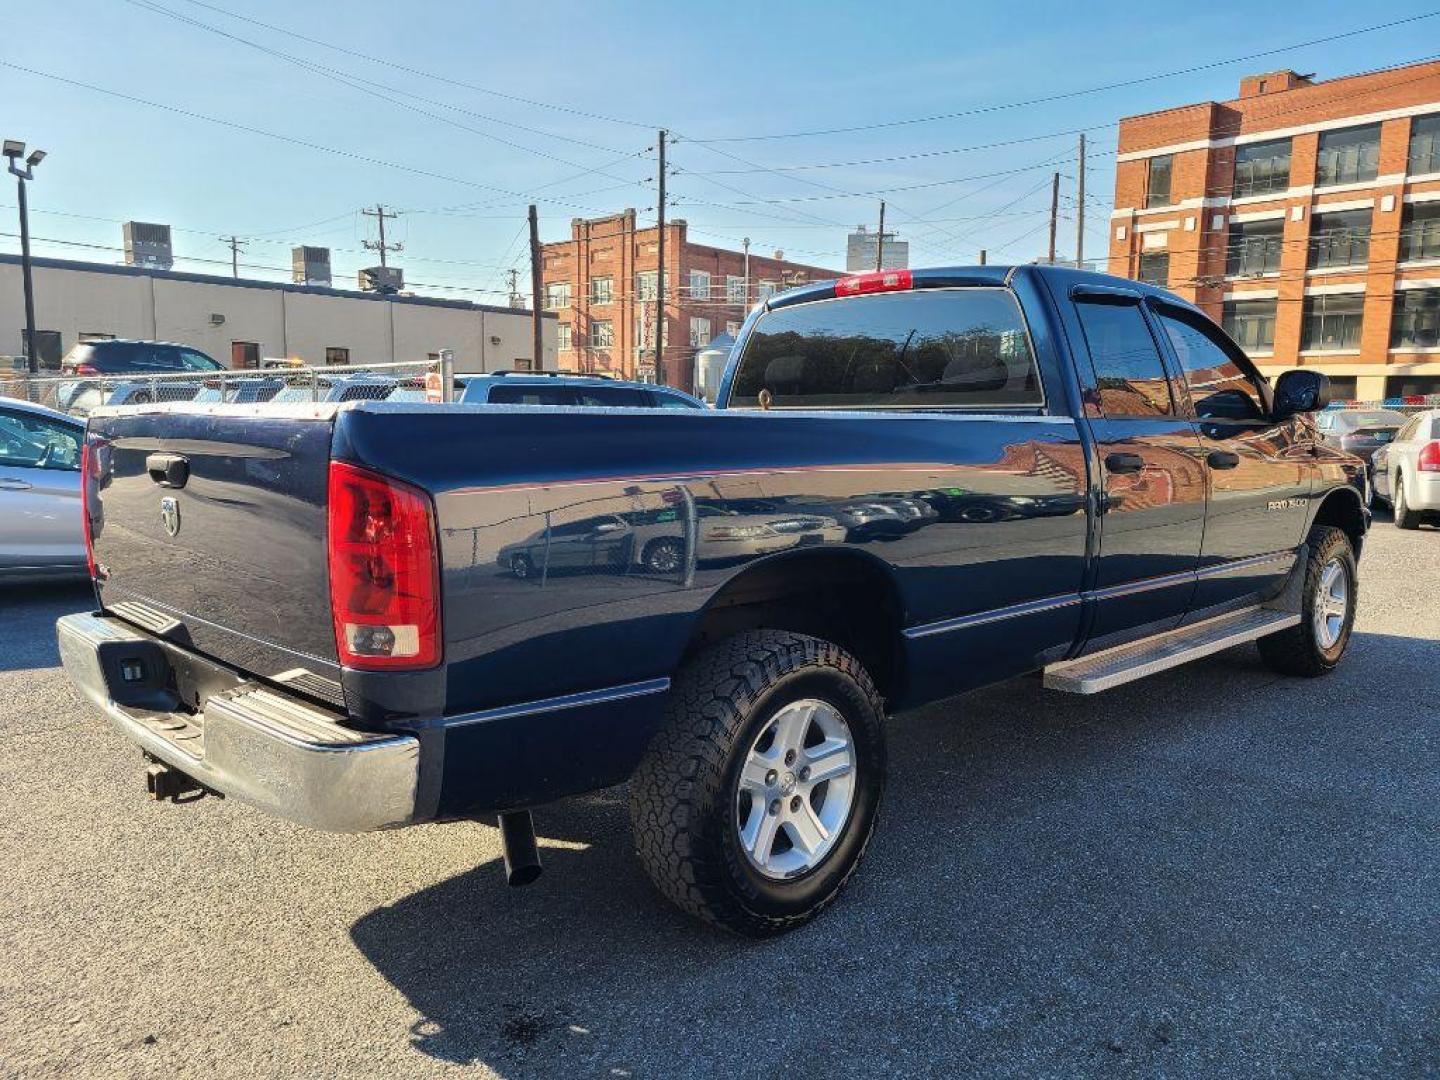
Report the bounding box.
[507,268,521,308]
[528,204,543,371]
[875,200,886,271]
[742,236,751,310]
[220,235,245,278]
[361,204,402,266]
[1047,172,1060,265]
[1076,134,1086,268]
[655,129,667,386]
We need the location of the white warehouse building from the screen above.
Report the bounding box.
[0,254,557,373]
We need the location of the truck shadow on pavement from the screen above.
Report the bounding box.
[0,582,93,673]
[350,631,1437,1077]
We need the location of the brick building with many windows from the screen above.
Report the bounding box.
[539,209,838,392]
[1108,59,1440,402]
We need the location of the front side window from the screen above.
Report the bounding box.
[1316,124,1381,186]
[1226,218,1284,276]
[0,408,81,470]
[544,282,570,309]
[1302,293,1365,351]
[689,270,711,300]
[1232,138,1292,198]
[590,276,613,304]
[729,289,1043,410]
[589,320,614,348]
[1156,309,1266,421]
[1402,202,1440,262]
[1221,298,1278,354]
[1145,154,1174,208]
[1392,288,1440,349]
[1074,299,1173,417]
[1309,208,1372,269]
[1137,251,1169,286]
[1409,113,1440,175]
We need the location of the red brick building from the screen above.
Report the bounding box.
[1109,60,1440,401]
[539,210,838,392]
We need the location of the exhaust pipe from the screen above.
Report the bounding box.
[498,810,543,887]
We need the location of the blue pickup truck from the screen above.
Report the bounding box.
[58,265,1368,936]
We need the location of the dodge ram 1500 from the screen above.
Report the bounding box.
[58,265,1368,936]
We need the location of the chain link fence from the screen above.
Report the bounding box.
[1,359,442,417]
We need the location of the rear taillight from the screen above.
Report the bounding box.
[835,269,913,297]
[326,461,441,670]
[74,363,100,376]
[1420,441,1440,473]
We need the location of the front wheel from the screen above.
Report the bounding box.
[1394,474,1421,530]
[629,630,886,937]
[1257,525,1357,677]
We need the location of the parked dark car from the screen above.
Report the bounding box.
[59,265,1369,938]
[1313,407,1407,469]
[60,339,223,377]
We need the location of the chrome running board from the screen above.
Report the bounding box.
[1042,605,1299,694]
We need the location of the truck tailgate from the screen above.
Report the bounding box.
[86,407,342,697]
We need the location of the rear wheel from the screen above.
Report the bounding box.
[1257,525,1357,677]
[1394,474,1421,530]
[630,630,886,937]
[509,553,534,579]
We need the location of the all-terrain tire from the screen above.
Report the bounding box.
[629,630,886,937]
[1256,525,1357,677]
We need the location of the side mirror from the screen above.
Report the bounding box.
[1272,369,1330,420]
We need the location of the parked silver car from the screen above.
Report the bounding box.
[0,397,86,582]
[1372,409,1440,529]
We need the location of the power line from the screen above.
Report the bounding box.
[688,13,1440,142]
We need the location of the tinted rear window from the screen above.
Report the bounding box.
[729,289,1042,410]
[488,385,577,406]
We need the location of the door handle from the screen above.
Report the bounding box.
[0,477,33,491]
[1207,450,1241,470]
[1104,452,1145,475]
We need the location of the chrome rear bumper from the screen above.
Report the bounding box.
[57,612,419,832]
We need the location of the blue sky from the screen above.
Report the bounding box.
[2,0,1437,302]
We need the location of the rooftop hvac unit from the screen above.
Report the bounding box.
[292,246,332,287]
[123,221,173,270]
[360,265,403,294]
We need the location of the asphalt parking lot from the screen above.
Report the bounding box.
[1,518,1436,1079]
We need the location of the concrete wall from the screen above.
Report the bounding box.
[0,258,556,372]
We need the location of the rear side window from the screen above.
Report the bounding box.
[573,387,651,408]
[1154,309,1266,422]
[652,391,702,410]
[728,289,1042,410]
[488,385,578,406]
[1073,299,1174,417]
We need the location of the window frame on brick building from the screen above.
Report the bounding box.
[1144,154,1174,208]
[1137,251,1170,286]
[636,270,666,302]
[1401,201,1440,262]
[726,275,746,305]
[556,324,573,352]
[589,276,614,305]
[689,269,711,301]
[1221,297,1279,354]
[589,319,614,348]
[689,317,711,348]
[1315,124,1382,187]
[1308,208,1373,270]
[1409,114,1440,176]
[1301,292,1365,352]
[1225,218,1285,277]
[1232,138,1292,198]
[1391,288,1440,349]
[543,282,570,310]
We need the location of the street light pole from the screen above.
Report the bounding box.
[4,140,44,374]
